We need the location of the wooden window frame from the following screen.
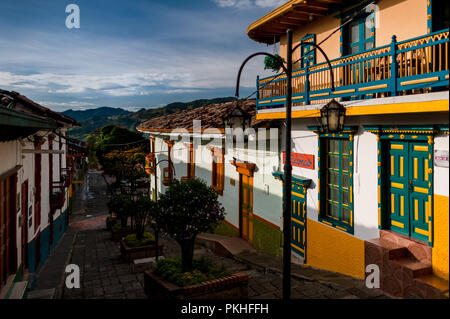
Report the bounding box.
[210,147,225,195]
[162,140,174,186]
[182,143,195,181]
[319,134,354,234]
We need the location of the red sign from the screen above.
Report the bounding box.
[282,152,315,170]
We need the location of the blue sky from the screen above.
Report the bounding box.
[0,0,284,112]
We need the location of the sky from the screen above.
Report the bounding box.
[0,0,285,112]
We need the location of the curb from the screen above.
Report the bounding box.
[55,231,78,299]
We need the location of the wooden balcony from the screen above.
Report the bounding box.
[256,30,449,111]
[50,182,66,210]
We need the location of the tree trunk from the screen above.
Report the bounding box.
[180,238,195,272]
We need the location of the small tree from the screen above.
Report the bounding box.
[158,179,225,271]
[132,194,159,240]
[107,194,133,228]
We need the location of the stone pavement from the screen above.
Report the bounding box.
[28,169,390,299]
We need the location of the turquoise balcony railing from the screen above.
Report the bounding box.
[256,29,449,110]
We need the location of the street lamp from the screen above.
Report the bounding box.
[235,29,344,300]
[320,99,346,133]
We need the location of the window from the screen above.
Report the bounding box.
[343,13,375,55]
[300,34,316,68]
[182,143,195,181]
[320,137,353,233]
[162,141,174,186]
[210,147,224,195]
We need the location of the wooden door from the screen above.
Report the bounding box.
[21,181,28,270]
[291,182,307,259]
[239,174,253,242]
[388,140,432,242]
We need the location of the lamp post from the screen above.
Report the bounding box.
[235,29,344,300]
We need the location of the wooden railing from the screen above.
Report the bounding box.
[256,29,449,110]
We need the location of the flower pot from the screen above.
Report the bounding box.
[120,239,164,263]
[111,228,132,241]
[143,270,248,299]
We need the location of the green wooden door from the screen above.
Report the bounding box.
[291,182,307,259]
[388,140,432,242]
[409,142,432,242]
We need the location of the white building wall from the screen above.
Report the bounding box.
[149,131,283,230]
[434,134,449,197]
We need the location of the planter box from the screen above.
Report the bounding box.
[120,239,164,263]
[111,228,132,241]
[106,217,118,230]
[144,270,248,299]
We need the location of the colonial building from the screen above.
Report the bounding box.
[0,89,80,299]
[247,0,448,297]
[137,100,289,256]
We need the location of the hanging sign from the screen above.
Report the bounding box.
[434,150,449,168]
[282,152,315,170]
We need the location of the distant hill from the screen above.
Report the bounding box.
[63,97,236,140]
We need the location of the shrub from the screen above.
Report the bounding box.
[124,232,155,247]
[107,194,133,227]
[154,257,229,287]
[158,179,225,271]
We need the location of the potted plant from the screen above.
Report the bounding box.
[120,195,164,262]
[143,179,248,299]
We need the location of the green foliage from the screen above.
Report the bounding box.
[264,54,286,72]
[112,223,131,231]
[124,232,155,247]
[158,179,225,242]
[154,258,229,287]
[158,178,225,271]
[107,194,133,227]
[132,194,161,240]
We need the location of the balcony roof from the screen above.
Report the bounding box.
[247,0,343,44]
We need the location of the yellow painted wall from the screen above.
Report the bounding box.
[432,194,449,281]
[278,0,427,67]
[306,218,365,279]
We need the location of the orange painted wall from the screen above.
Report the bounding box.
[376,0,428,47]
[278,0,428,66]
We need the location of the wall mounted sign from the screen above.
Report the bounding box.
[434,150,449,168]
[282,152,315,170]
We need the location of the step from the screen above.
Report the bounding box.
[196,233,255,257]
[380,230,432,264]
[366,238,408,260]
[7,281,28,299]
[415,274,449,294]
[391,256,432,278]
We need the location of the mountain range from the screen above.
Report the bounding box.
[62,97,236,140]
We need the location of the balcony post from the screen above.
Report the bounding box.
[390,35,398,96]
[304,65,310,105]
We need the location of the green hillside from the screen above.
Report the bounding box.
[63,97,235,140]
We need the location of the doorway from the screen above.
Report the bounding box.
[238,173,253,242]
[21,181,28,271]
[386,139,433,243]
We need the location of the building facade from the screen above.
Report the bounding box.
[0,90,80,299]
[137,100,289,257]
[248,0,448,297]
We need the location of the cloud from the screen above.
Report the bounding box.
[213,0,285,9]
[37,101,98,109]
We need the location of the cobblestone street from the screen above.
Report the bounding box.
[32,171,389,299]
